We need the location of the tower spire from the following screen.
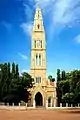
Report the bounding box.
[33,6,44,31]
[34,6,42,20]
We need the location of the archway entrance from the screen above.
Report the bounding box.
[35,92,43,106]
[48,97,51,107]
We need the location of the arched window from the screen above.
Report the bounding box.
[41,41,42,48]
[36,54,38,65]
[34,40,36,48]
[36,77,41,83]
[37,24,40,29]
[39,54,41,66]
[36,54,41,66]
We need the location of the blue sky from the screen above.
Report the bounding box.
[0,0,80,78]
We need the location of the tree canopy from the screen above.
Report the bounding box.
[57,69,80,106]
[0,62,33,103]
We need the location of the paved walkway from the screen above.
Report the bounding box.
[0,109,80,120]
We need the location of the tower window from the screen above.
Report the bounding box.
[39,54,41,65]
[34,40,36,48]
[36,77,41,83]
[37,24,40,29]
[41,41,42,48]
[36,54,38,65]
[36,54,41,66]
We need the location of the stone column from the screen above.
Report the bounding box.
[46,100,48,108]
[26,103,27,107]
[7,103,9,106]
[33,100,35,108]
[12,103,14,106]
[54,98,56,107]
[19,103,20,107]
[43,96,44,107]
[78,103,80,107]
[66,103,68,107]
[60,103,62,107]
[71,104,73,107]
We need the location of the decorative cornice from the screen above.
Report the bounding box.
[31,68,46,70]
[32,30,44,33]
[31,49,46,51]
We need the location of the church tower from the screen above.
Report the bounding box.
[30,6,57,107]
[31,6,46,86]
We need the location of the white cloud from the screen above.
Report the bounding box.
[23,4,33,20]
[21,0,52,36]
[18,53,28,60]
[34,0,80,25]
[53,0,80,26]
[20,22,33,36]
[21,0,80,38]
[74,35,80,43]
[20,2,34,36]
[34,0,80,29]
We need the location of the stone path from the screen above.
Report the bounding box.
[0,109,80,120]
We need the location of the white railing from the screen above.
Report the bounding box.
[0,102,35,110]
[46,102,80,109]
[0,102,80,110]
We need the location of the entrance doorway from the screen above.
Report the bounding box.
[35,92,43,106]
[48,97,51,107]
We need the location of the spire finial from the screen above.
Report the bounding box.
[36,2,40,9]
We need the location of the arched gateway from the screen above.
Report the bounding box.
[35,92,43,106]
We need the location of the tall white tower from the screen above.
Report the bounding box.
[30,6,46,86]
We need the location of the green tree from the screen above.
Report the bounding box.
[15,64,19,79]
[48,75,55,82]
[57,69,61,81]
[0,63,8,101]
[0,63,33,103]
[57,69,80,105]
[12,62,15,79]
[48,75,52,81]
[61,70,66,80]
[19,72,34,102]
[57,69,61,106]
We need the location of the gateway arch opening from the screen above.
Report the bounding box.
[35,92,43,106]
